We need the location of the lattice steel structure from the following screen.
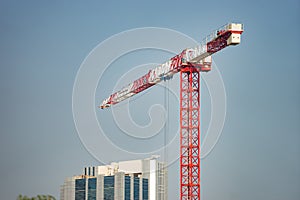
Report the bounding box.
[180,67,200,200]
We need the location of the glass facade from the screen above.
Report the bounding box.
[88,178,96,200]
[142,178,149,200]
[134,177,139,200]
[75,179,86,200]
[76,176,146,200]
[104,176,114,200]
[124,176,130,200]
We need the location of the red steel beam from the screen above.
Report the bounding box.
[180,66,200,200]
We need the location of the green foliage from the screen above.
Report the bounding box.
[17,194,56,200]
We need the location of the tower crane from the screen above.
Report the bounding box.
[99,23,243,200]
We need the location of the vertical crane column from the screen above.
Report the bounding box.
[180,66,200,200]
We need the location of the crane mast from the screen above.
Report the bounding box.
[99,23,243,200]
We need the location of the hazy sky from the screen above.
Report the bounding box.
[0,1,299,200]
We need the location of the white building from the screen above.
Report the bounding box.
[60,156,167,200]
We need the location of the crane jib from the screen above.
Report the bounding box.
[99,23,243,109]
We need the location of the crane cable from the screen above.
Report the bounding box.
[163,79,169,165]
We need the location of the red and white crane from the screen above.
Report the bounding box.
[99,23,243,200]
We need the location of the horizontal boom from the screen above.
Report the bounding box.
[100,23,243,109]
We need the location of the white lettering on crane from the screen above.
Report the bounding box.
[113,82,134,102]
[148,70,156,84]
[185,45,207,62]
[148,53,184,84]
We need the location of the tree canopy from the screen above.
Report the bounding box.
[17,194,56,200]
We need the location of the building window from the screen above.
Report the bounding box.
[75,179,86,200]
[124,176,130,200]
[88,178,96,200]
[142,178,149,200]
[104,176,114,200]
[134,177,139,200]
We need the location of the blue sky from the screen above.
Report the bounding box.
[0,0,299,200]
